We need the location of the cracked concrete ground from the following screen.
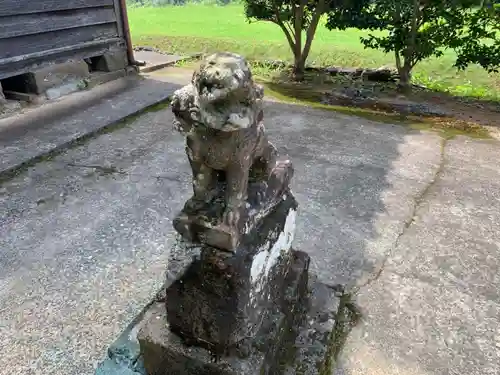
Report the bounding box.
[0,68,499,374]
[335,136,500,375]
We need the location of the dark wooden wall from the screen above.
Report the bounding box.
[0,0,128,80]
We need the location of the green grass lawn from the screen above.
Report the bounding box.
[128,4,500,99]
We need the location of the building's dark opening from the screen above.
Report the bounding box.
[0,73,36,96]
[85,56,107,73]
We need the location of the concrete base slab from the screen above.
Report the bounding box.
[3,66,492,375]
[143,66,194,86]
[0,75,181,178]
[134,50,191,73]
[333,137,500,375]
[2,69,131,105]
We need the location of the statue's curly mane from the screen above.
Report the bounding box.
[172,52,264,133]
[196,55,260,96]
[189,53,263,131]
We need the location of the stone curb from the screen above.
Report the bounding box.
[138,53,202,74]
[139,56,187,74]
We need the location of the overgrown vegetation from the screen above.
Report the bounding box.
[241,0,500,89]
[128,4,500,100]
[327,0,500,91]
[127,0,239,6]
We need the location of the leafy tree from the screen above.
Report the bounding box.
[454,2,500,73]
[244,0,331,80]
[326,0,485,91]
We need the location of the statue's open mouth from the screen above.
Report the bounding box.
[198,78,232,106]
[200,77,224,94]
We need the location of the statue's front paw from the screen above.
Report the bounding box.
[184,197,206,213]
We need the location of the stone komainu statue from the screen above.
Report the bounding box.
[171,52,293,251]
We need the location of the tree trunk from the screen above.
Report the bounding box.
[294,0,325,82]
[397,0,419,95]
[292,55,306,81]
[398,64,412,94]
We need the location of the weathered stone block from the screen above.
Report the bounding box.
[2,90,41,104]
[45,81,83,100]
[96,252,341,375]
[166,193,298,350]
[138,250,312,375]
[96,50,129,72]
[24,60,90,94]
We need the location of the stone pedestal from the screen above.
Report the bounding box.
[137,250,314,375]
[138,190,303,373]
[95,264,340,375]
[135,188,342,374]
[134,252,341,375]
[166,193,297,351]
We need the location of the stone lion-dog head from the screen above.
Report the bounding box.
[172,52,264,133]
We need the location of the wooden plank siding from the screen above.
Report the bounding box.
[0,23,119,59]
[0,0,128,80]
[0,8,117,39]
[0,0,114,17]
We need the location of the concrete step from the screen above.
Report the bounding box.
[133,50,198,73]
[0,74,182,180]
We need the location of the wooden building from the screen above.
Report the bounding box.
[0,0,135,94]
